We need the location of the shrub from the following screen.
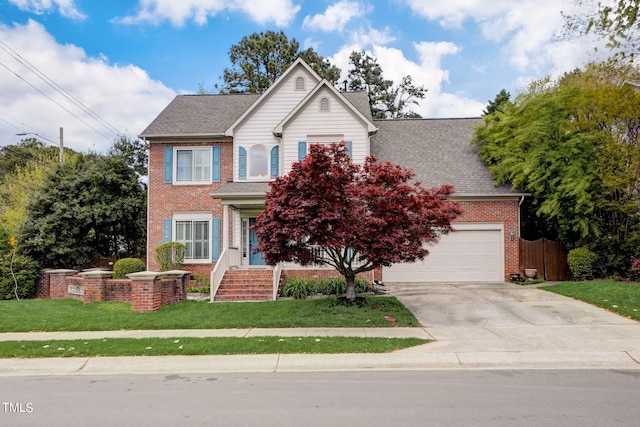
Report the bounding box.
[281,278,316,299]
[194,273,209,288]
[0,253,39,299]
[112,258,146,279]
[155,242,186,271]
[567,247,598,280]
[282,277,372,298]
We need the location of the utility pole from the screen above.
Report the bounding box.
[59,127,64,165]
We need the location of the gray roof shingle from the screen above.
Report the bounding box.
[371,118,515,196]
[139,93,260,138]
[211,182,271,196]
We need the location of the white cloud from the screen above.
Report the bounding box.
[114,0,301,27]
[0,20,175,152]
[329,39,483,118]
[303,1,371,32]
[374,42,484,117]
[8,0,86,20]
[402,0,611,75]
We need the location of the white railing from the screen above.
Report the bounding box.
[272,263,283,301]
[209,247,239,302]
[279,246,367,269]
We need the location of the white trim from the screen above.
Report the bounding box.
[173,146,212,185]
[172,212,213,264]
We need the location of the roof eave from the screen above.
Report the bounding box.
[139,133,231,141]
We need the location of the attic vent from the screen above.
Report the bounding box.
[295,76,305,91]
[319,97,330,112]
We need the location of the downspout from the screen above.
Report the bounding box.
[143,137,150,270]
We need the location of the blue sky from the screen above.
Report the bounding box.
[0,0,609,152]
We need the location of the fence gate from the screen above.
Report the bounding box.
[519,238,569,281]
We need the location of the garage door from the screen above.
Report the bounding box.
[383,227,503,282]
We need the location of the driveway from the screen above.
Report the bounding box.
[385,282,640,358]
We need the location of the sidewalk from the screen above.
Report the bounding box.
[3,282,640,375]
[1,325,640,376]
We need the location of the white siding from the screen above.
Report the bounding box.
[233,66,319,180]
[282,87,370,173]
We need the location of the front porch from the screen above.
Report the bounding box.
[208,183,373,302]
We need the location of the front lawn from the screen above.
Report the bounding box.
[0,296,419,332]
[540,280,640,321]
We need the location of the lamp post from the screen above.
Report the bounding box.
[15,127,64,165]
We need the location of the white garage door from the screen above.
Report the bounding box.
[383,226,503,282]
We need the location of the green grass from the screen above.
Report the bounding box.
[0,296,419,332]
[541,279,640,320]
[0,337,429,358]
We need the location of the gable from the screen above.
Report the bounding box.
[274,81,377,136]
[225,59,322,137]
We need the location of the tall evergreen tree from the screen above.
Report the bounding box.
[219,31,341,93]
[347,51,426,119]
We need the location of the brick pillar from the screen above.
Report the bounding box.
[36,269,54,298]
[128,271,163,312]
[78,270,113,303]
[162,270,191,303]
[47,269,78,298]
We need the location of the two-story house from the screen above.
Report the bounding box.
[140,58,525,300]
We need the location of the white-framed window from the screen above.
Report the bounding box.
[175,147,211,183]
[239,144,279,181]
[249,145,268,178]
[173,213,211,262]
[295,76,305,91]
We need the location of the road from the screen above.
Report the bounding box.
[1,370,639,426]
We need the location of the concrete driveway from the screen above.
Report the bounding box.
[385,282,640,367]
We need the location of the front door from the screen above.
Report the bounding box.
[248,218,265,265]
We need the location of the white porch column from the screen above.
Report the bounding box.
[222,204,230,250]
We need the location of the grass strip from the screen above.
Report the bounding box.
[540,280,640,321]
[0,337,430,358]
[0,297,419,332]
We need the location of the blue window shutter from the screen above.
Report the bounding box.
[212,146,221,183]
[162,219,171,243]
[239,147,247,179]
[298,141,307,161]
[211,218,221,261]
[345,141,352,157]
[270,146,279,179]
[163,147,172,184]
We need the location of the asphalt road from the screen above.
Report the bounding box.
[2,370,639,426]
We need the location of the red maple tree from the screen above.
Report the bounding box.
[254,142,461,300]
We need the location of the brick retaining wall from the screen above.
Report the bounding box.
[36,270,188,312]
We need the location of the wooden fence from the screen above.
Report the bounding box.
[519,238,569,281]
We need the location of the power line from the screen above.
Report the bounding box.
[0,59,115,142]
[0,40,122,141]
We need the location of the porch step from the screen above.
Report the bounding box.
[214,269,275,302]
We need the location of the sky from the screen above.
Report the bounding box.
[0,0,612,153]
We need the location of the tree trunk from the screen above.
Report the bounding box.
[345,275,356,300]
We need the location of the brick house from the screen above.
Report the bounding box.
[140,58,526,300]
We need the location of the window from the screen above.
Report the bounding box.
[295,76,305,90]
[176,148,210,182]
[239,145,279,180]
[175,220,209,260]
[162,214,220,261]
[249,145,268,178]
[320,97,330,111]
